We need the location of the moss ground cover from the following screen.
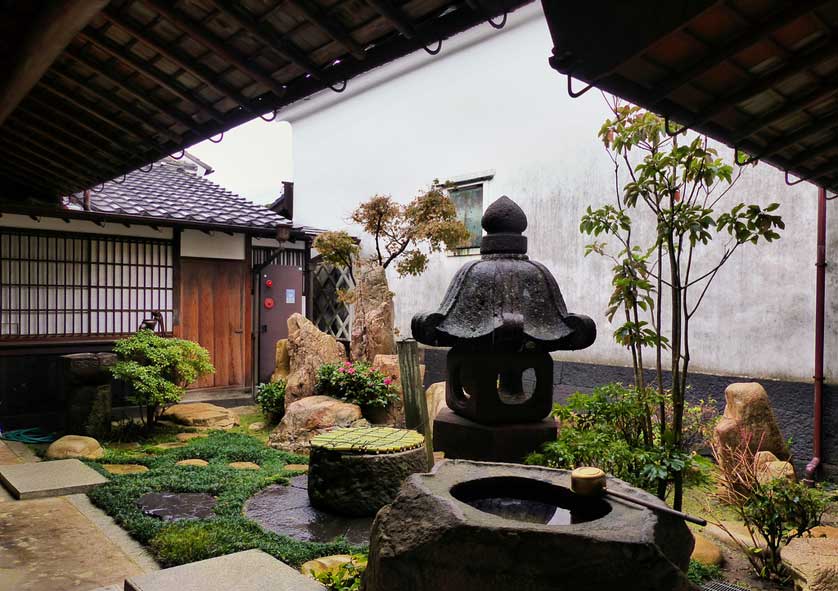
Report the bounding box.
[86,431,362,567]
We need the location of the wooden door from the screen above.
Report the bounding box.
[178,258,249,389]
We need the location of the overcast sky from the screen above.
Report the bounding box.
[189,119,293,206]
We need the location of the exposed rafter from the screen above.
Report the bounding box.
[143,0,293,94]
[287,0,366,60]
[648,0,833,106]
[366,0,417,38]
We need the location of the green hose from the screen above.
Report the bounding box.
[0,428,57,444]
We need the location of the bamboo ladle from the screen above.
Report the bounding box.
[570,467,707,526]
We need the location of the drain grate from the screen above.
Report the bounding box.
[702,581,751,591]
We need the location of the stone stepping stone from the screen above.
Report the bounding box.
[161,403,239,430]
[125,549,324,591]
[137,492,216,521]
[176,459,208,467]
[283,463,308,472]
[228,462,260,470]
[175,433,208,442]
[103,464,149,475]
[0,459,108,500]
[151,442,187,451]
[245,476,373,546]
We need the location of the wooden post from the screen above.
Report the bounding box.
[398,338,434,468]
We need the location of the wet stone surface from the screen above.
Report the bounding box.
[137,492,217,522]
[244,476,373,545]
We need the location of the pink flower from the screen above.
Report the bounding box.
[383,377,392,386]
[347,368,356,375]
[337,367,345,373]
[344,361,352,367]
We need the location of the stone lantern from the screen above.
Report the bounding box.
[412,196,596,462]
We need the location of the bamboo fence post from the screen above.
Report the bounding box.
[397,338,434,468]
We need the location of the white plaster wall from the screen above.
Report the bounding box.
[283,3,833,383]
[180,229,245,260]
[0,213,174,239]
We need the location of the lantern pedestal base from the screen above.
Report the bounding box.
[433,408,557,464]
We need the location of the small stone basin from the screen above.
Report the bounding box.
[450,476,611,525]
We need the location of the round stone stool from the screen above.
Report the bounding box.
[308,427,428,516]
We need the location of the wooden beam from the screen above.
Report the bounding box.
[649,0,833,106]
[99,7,256,110]
[78,27,224,123]
[0,139,93,189]
[0,0,109,125]
[759,110,838,160]
[0,160,63,195]
[287,0,366,61]
[143,0,292,94]
[366,0,417,39]
[43,67,182,143]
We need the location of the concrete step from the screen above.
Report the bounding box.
[124,550,325,591]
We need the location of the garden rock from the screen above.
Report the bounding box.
[175,432,208,442]
[371,354,426,426]
[425,382,448,433]
[249,422,265,431]
[782,535,838,591]
[102,464,149,475]
[176,459,208,467]
[757,459,796,484]
[272,338,291,381]
[268,395,368,454]
[300,554,355,577]
[45,435,104,460]
[713,382,789,464]
[285,314,346,407]
[284,463,308,472]
[229,462,260,470]
[161,402,238,429]
[350,263,396,363]
[137,491,216,521]
[691,533,724,566]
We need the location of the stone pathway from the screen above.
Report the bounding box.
[0,439,158,591]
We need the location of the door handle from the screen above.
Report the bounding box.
[234,329,243,334]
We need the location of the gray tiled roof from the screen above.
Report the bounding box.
[68,161,289,231]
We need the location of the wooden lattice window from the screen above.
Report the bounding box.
[312,262,352,340]
[0,228,173,339]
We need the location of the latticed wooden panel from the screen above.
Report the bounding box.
[312,262,352,340]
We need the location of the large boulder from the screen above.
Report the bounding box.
[691,533,724,566]
[783,535,838,591]
[285,313,346,408]
[370,354,426,426]
[350,263,396,363]
[271,339,290,382]
[268,395,368,454]
[45,435,104,460]
[161,402,238,430]
[713,382,789,465]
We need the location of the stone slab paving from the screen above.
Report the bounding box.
[125,549,325,591]
[0,459,108,500]
[245,475,373,545]
[0,496,147,591]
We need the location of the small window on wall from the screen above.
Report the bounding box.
[448,183,484,249]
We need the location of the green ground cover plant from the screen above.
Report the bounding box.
[85,431,361,568]
[255,380,286,422]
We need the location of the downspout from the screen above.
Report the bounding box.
[805,186,827,483]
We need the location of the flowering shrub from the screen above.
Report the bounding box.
[315,361,398,408]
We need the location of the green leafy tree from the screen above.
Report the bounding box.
[582,98,784,509]
[111,330,215,431]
